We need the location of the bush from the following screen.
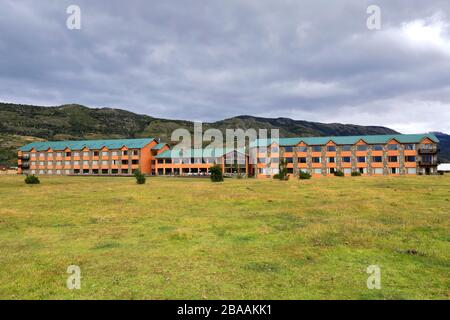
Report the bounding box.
[210,165,223,182]
[25,175,40,184]
[299,171,311,180]
[334,170,345,177]
[273,174,280,179]
[351,171,361,176]
[134,170,146,184]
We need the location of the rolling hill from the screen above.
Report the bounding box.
[1,102,448,166]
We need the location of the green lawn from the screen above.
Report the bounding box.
[0,175,448,299]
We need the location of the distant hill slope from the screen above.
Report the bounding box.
[432,132,450,163]
[1,102,446,166]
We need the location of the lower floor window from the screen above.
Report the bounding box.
[407,168,416,175]
[373,168,383,175]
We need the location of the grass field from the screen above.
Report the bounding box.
[0,175,449,299]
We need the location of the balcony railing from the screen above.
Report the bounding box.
[419,161,437,166]
[418,147,438,154]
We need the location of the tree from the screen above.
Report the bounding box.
[134,169,146,184]
[278,158,289,180]
[210,165,223,182]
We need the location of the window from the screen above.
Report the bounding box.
[122,150,128,156]
[92,161,98,166]
[157,159,164,164]
[112,151,118,156]
[357,145,368,151]
[74,161,80,166]
[259,147,267,153]
[312,157,321,163]
[132,150,139,156]
[132,160,139,165]
[83,169,89,174]
[83,152,89,157]
[101,160,108,166]
[313,168,322,174]
[388,156,398,162]
[328,168,336,174]
[31,170,36,174]
[74,152,80,157]
[298,146,307,152]
[56,152,62,157]
[271,157,279,164]
[405,156,415,162]
[56,161,62,166]
[298,157,307,163]
[102,169,108,174]
[65,161,71,166]
[327,146,336,152]
[65,152,71,157]
[312,146,322,152]
[122,160,129,165]
[391,168,397,174]
[122,169,129,174]
[258,158,266,164]
[388,144,398,151]
[56,170,61,175]
[359,168,367,174]
[39,153,45,159]
[405,144,415,150]
[342,145,352,151]
[93,151,99,156]
[74,169,80,174]
[65,170,70,175]
[102,151,108,157]
[271,146,279,153]
[343,168,352,175]
[342,157,351,163]
[112,160,118,165]
[373,168,383,175]
[92,169,99,174]
[327,157,335,163]
[372,145,383,151]
[39,161,45,166]
[83,161,88,166]
[285,157,293,163]
[48,153,53,159]
[31,153,36,158]
[47,170,52,175]
[357,156,366,163]
[407,168,417,175]
[372,156,382,163]
[283,146,293,152]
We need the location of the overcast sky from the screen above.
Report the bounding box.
[1,0,450,133]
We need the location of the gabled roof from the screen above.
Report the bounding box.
[151,143,168,150]
[155,148,247,159]
[252,133,439,147]
[20,138,156,152]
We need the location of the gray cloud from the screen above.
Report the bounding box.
[1,0,450,133]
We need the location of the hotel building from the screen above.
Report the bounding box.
[18,133,439,177]
[251,133,439,178]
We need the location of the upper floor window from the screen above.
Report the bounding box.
[327,146,336,152]
[83,152,89,157]
[93,151,99,157]
[327,157,335,163]
[283,146,293,152]
[341,145,351,151]
[298,146,307,152]
[73,152,80,157]
[132,149,139,156]
[312,157,321,163]
[102,151,108,157]
[405,144,415,150]
[122,150,128,156]
[31,153,36,158]
[298,157,307,163]
[357,145,368,151]
[271,146,279,153]
[39,153,45,159]
[388,156,398,162]
[111,151,118,156]
[56,152,62,157]
[405,156,416,162]
[342,157,351,163]
[312,146,322,152]
[259,146,267,153]
[285,157,293,163]
[388,144,398,151]
[372,145,383,151]
[357,156,366,163]
[65,152,71,157]
[372,156,383,163]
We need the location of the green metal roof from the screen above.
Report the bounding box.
[252,133,439,147]
[155,148,247,159]
[20,138,156,152]
[152,143,168,150]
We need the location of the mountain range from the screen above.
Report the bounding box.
[0,102,448,166]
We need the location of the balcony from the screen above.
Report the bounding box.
[21,155,30,160]
[418,147,438,154]
[419,161,437,166]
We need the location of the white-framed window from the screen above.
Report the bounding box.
[102,151,108,157]
[56,161,62,166]
[39,170,44,174]
[313,168,322,174]
[39,153,45,159]
[407,168,417,175]
[102,161,108,166]
[65,170,70,175]
[56,170,61,175]
[65,161,71,166]
[112,151,118,156]
[31,161,36,166]
[74,152,80,157]
[48,170,53,175]
[343,168,352,175]
[39,161,45,166]
[48,153,54,160]
[56,152,62,157]
[74,161,80,166]
[31,170,36,174]
[132,149,139,156]
[92,160,98,166]
[83,152,89,157]
[373,168,383,175]
[31,153,36,158]
[83,161,89,166]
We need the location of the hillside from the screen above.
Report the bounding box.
[1,102,447,166]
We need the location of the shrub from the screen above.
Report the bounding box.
[334,170,345,177]
[351,171,361,176]
[299,171,311,180]
[134,170,146,184]
[277,158,289,180]
[25,175,40,184]
[273,174,280,179]
[210,165,224,182]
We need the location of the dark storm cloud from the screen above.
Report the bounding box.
[1,0,450,132]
